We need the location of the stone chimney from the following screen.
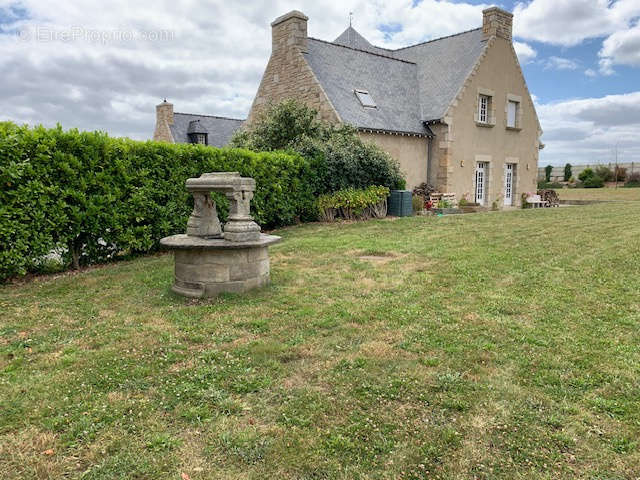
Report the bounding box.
[482,7,513,41]
[271,10,308,54]
[153,99,174,142]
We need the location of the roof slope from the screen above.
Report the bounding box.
[170,113,244,147]
[304,26,488,131]
[392,29,488,121]
[304,39,424,134]
[333,26,392,56]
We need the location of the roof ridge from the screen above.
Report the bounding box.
[174,112,245,122]
[392,27,483,52]
[307,37,417,64]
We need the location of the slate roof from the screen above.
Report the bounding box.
[303,27,488,133]
[304,39,424,134]
[170,113,244,147]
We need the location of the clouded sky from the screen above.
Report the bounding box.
[1,0,639,165]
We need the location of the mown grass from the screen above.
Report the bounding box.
[1,201,640,479]
[555,187,640,202]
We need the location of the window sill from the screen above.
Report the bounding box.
[506,126,522,131]
[475,121,494,128]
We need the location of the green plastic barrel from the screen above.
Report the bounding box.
[388,190,413,217]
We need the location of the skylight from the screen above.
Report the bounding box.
[355,89,376,108]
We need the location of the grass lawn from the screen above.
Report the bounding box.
[554,187,640,202]
[2,202,640,479]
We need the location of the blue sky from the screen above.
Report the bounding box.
[1,0,640,165]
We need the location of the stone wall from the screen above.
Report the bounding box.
[482,7,513,41]
[246,11,341,126]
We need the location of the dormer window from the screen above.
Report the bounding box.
[187,120,208,145]
[355,89,376,108]
[192,133,207,145]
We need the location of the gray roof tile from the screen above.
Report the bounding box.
[305,38,425,134]
[170,113,244,147]
[305,27,488,132]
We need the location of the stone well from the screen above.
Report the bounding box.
[160,172,280,298]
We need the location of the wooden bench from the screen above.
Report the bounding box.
[526,194,549,208]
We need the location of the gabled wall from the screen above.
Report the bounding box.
[440,34,541,207]
[358,132,429,190]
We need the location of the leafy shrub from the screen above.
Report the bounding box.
[544,165,553,182]
[613,166,627,182]
[231,100,405,192]
[564,163,572,182]
[583,175,605,188]
[317,186,389,221]
[0,122,317,281]
[625,172,640,187]
[412,182,436,198]
[538,181,563,189]
[412,195,424,213]
[595,166,613,182]
[578,168,595,183]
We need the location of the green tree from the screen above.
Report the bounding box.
[564,163,572,182]
[230,99,405,191]
[545,164,553,182]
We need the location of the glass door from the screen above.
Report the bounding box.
[475,162,487,204]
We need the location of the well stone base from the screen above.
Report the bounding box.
[160,234,281,298]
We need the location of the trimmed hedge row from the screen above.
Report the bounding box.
[0,122,317,281]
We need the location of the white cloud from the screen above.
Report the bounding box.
[544,56,579,70]
[538,92,640,165]
[513,41,537,64]
[584,68,597,77]
[513,0,640,46]
[0,0,494,139]
[598,22,640,73]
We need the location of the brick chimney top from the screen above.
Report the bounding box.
[482,7,513,41]
[271,10,308,53]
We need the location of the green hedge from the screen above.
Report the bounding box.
[0,122,316,281]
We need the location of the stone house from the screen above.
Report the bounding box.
[154,7,542,208]
[153,101,244,148]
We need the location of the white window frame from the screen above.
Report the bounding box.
[478,94,491,124]
[504,163,515,206]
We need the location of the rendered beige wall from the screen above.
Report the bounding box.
[444,36,541,207]
[358,132,429,190]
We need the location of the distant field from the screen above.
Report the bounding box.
[554,187,640,202]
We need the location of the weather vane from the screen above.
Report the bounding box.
[349,11,353,27]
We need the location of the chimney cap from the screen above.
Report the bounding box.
[482,6,513,17]
[271,10,308,27]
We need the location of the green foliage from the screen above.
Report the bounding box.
[613,166,627,182]
[230,100,406,192]
[595,166,613,182]
[544,164,553,182]
[0,121,316,281]
[625,172,640,187]
[563,163,572,182]
[578,168,594,183]
[317,186,389,221]
[412,195,424,212]
[538,181,563,189]
[584,175,605,188]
